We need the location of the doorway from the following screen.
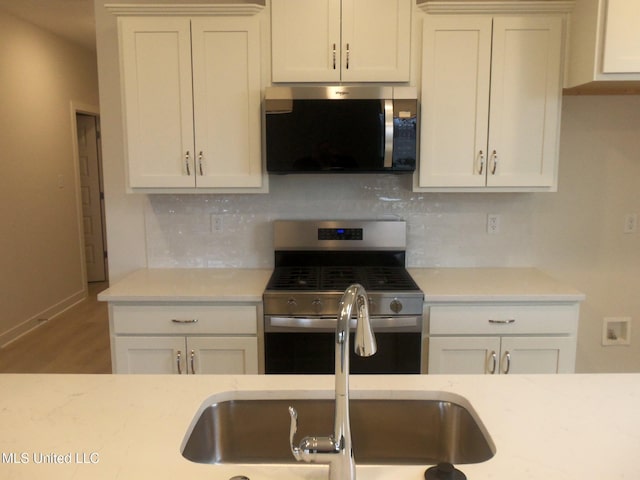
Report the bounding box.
[76,113,108,283]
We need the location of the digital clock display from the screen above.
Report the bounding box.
[317,228,363,241]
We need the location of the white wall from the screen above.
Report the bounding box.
[0,10,100,344]
[532,95,640,372]
[96,1,640,372]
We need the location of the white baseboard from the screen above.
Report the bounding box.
[0,288,87,348]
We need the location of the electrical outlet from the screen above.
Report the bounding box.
[211,215,224,233]
[624,213,637,234]
[487,214,500,234]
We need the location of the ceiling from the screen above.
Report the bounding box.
[0,0,96,51]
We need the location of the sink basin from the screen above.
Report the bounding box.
[181,391,495,465]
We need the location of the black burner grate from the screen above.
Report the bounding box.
[266,265,419,292]
[267,267,319,290]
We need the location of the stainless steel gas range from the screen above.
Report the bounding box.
[262,220,424,374]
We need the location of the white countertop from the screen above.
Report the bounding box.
[97,268,273,302]
[0,373,637,479]
[408,267,585,302]
[98,268,584,303]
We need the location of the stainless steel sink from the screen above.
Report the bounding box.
[181,392,495,465]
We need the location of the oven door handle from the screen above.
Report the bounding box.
[266,316,421,332]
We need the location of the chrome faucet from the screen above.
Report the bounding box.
[288,284,377,480]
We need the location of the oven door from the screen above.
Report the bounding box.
[264,315,422,374]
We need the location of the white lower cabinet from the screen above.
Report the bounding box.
[109,303,259,374]
[427,303,578,374]
[113,336,257,375]
[429,335,575,375]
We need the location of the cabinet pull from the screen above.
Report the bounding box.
[176,350,182,374]
[198,151,204,176]
[345,43,350,69]
[190,349,196,375]
[488,318,515,325]
[488,350,497,374]
[171,318,198,324]
[477,150,485,175]
[185,151,191,176]
[490,150,498,174]
[502,351,511,374]
[332,43,336,70]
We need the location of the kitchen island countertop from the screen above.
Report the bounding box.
[0,373,637,479]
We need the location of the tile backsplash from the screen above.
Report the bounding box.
[145,174,535,268]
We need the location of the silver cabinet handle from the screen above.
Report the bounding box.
[477,150,485,175]
[171,318,198,324]
[332,43,336,70]
[488,350,497,374]
[198,151,204,176]
[190,349,196,375]
[502,351,511,374]
[488,318,515,325]
[176,350,182,374]
[490,150,498,174]
[185,151,191,176]
[345,43,350,69]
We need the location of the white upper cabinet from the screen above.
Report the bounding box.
[117,12,265,192]
[567,0,640,87]
[271,0,412,83]
[191,17,263,189]
[417,13,564,191]
[120,17,194,189]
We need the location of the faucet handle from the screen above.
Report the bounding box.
[288,406,302,460]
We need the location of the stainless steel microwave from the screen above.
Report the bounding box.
[264,86,417,174]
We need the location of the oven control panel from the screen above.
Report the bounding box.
[318,228,363,241]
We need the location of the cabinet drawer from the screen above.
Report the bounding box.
[428,303,578,335]
[111,304,257,335]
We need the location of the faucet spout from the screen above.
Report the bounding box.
[289,284,376,480]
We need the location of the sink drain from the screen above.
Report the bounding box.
[425,462,467,480]
[229,476,250,480]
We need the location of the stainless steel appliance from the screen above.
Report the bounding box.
[264,86,418,174]
[263,220,424,374]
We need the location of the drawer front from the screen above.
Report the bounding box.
[111,304,257,335]
[428,303,578,335]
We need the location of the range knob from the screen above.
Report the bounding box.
[311,297,323,314]
[286,297,297,314]
[389,298,403,314]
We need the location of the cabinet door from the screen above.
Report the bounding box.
[602,0,640,73]
[428,336,501,374]
[500,336,576,374]
[340,0,412,82]
[113,336,186,374]
[487,16,562,188]
[419,15,492,188]
[188,337,258,374]
[119,17,195,188]
[271,0,341,82]
[191,17,263,188]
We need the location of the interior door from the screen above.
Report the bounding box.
[76,113,106,282]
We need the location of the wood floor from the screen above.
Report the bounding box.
[0,283,111,373]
